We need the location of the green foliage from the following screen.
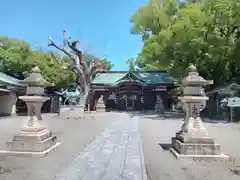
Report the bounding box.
[0,36,75,87]
[0,37,114,87]
[126,58,135,71]
[83,53,114,71]
[130,0,240,86]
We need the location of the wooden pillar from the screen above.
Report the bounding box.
[92,93,98,111]
[140,87,144,110]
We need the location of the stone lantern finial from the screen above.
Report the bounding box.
[32,66,41,73]
[188,64,197,72]
[20,66,50,87]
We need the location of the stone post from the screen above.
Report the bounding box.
[155,95,164,113]
[0,67,60,156]
[96,95,106,112]
[170,65,228,159]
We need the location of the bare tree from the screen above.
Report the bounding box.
[48,30,107,109]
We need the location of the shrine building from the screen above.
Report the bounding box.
[91,70,178,111]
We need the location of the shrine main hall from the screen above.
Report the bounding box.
[91,70,178,111]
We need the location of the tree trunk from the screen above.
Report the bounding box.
[84,85,89,105]
[48,31,108,113]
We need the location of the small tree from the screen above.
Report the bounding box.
[126,58,135,72]
[48,30,108,109]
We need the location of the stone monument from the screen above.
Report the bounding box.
[170,65,228,159]
[155,95,164,113]
[96,95,106,112]
[0,67,60,156]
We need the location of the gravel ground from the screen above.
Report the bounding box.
[137,112,240,180]
[0,109,114,180]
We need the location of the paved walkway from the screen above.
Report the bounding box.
[54,114,147,180]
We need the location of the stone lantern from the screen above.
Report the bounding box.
[21,66,50,121]
[0,67,60,156]
[96,95,106,112]
[170,65,228,159]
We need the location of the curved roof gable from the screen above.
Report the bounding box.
[91,71,178,85]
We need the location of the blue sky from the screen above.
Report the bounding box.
[0,0,148,70]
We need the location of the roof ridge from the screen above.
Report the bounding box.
[0,71,20,80]
[116,71,145,83]
[97,70,167,74]
[0,71,24,87]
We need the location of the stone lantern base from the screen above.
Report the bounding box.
[96,105,106,112]
[0,116,60,156]
[96,96,106,112]
[170,118,228,160]
[170,138,228,160]
[170,65,228,160]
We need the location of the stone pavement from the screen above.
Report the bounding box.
[54,114,147,180]
[0,112,114,180]
[137,112,240,180]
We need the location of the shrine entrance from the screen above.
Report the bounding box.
[91,71,178,111]
[126,98,134,110]
[123,95,136,111]
[117,80,141,111]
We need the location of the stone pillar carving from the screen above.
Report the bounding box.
[170,65,228,159]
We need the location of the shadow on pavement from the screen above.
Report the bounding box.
[126,111,184,120]
[203,118,230,124]
[126,111,233,124]
[159,143,172,151]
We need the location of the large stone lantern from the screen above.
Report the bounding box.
[0,67,60,156]
[170,65,228,159]
[20,66,50,121]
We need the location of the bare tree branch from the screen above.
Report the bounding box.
[48,37,73,58]
[62,64,87,90]
[48,30,109,109]
[89,59,107,81]
[62,30,68,49]
[60,30,90,79]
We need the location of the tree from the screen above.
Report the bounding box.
[0,36,75,87]
[126,58,135,71]
[83,53,114,71]
[130,0,240,86]
[48,30,112,109]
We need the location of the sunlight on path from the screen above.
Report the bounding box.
[55,114,147,180]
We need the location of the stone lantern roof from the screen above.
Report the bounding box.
[182,65,213,86]
[20,67,51,87]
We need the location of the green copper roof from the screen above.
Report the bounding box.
[92,71,178,85]
[92,73,127,84]
[113,78,146,86]
[134,72,177,84]
[0,71,24,87]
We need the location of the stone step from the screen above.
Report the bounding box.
[96,106,106,112]
[6,135,57,152]
[172,138,221,155]
[13,130,52,142]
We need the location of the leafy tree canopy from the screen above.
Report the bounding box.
[0,36,113,87]
[130,0,240,86]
